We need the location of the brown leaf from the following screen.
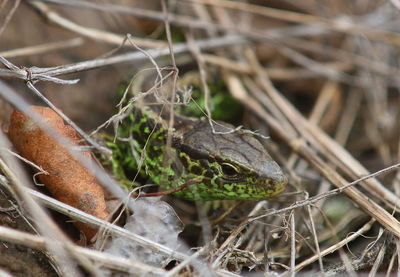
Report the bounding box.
[8,106,109,240]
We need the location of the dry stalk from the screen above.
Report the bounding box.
[0,225,166,276]
[0,38,84,58]
[0,35,247,81]
[0,0,21,37]
[224,71,400,237]
[29,1,166,49]
[0,136,91,276]
[189,0,400,46]
[245,49,400,210]
[294,219,375,272]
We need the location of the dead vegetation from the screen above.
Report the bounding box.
[0,0,400,276]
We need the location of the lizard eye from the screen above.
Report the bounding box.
[221,163,239,177]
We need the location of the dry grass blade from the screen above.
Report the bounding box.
[225,71,400,237]
[0,38,84,58]
[189,0,400,46]
[29,1,167,49]
[0,225,167,276]
[0,36,247,80]
[295,219,375,272]
[0,136,90,276]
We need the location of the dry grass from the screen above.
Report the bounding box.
[0,0,400,276]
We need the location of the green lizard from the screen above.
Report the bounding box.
[106,96,287,201]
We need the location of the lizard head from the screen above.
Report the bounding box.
[174,121,288,200]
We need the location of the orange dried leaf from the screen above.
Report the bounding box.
[8,106,109,239]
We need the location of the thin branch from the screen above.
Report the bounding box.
[32,0,400,46]
[0,225,166,276]
[294,219,375,272]
[29,1,166,49]
[26,82,111,156]
[0,35,247,81]
[0,0,21,37]
[0,38,84,58]
[249,162,400,222]
[188,0,400,46]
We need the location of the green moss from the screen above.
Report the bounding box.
[177,74,243,123]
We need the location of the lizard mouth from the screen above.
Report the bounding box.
[267,176,288,195]
[216,174,287,195]
[219,177,246,183]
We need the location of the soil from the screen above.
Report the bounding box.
[0,189,57,276]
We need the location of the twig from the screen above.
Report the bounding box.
[29,1,166,49]
[306,200,324,273]
[32,0,400,47]
[245,49,400,212]
[216,201,268,260]
[249,162,400,222]
[0,35,247,81]
[0,38,84,58]
[189,0,400,47]
[224,71,400,237]
[0,225,166,276]
[203,54,354,81]
[0,0,21,37]
[280,37,400,80]
[294,219,375,272]
[26,81,111,156]
[0,134,92,277]
[276,46,365,87]
[289,211,296,277]
[0,147,49,175]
